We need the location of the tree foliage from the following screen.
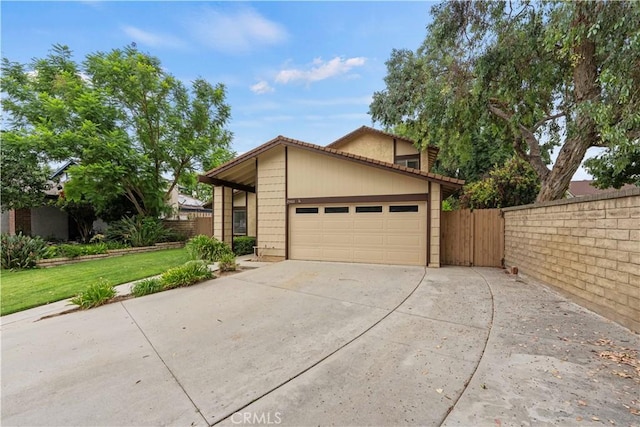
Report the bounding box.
[370,1,640,201]
[1,44,233,217]
[460,156,540,209]
[0,132,51,212]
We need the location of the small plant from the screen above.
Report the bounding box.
[218,252,237,272]
[233,236,256,256]
[1,233,47,270]
[71,278,116,309]
[161,260,213,289]
[186,235,233,262]
[89,234,105,243]
[52,243,109,258]
[131,277,163,297]
[106,216,172,247]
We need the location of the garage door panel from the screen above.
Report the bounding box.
[289,202,426,266]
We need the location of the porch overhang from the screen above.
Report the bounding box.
[198,158,256,193]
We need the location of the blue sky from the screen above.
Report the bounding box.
[2,1,433,153]
[2,1,593,179]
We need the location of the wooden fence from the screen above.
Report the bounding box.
[441,208,504,267]
[194,217,213,236]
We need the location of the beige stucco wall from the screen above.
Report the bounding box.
[288,147,428,198]
[233,191,246,207]
[334,133,393,163]
[504,189,640,332]
[429,183,441,267]
[395,139,419,156]
[257,146,286,259]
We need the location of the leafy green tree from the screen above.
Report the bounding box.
[1,44,233,217]
[178,146,236,203]
[0,132,51,212]
[460,157,540,209]
[370,1,640,201]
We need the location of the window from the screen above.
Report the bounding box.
[233,209,247,235]
[325,207,349,214]
[356,206,383,213]
[296,207,319,214]
[395,155,420,169]
[390,205,419,212]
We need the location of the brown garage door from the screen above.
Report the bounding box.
[289,202,427,266]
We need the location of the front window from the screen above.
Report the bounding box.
[233,209,247,235]
[395,155,420,169]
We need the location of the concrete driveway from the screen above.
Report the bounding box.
[1,261,638,426]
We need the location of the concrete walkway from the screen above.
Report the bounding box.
[1,261,638,426]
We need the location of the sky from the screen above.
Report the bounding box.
[1,0,592,179]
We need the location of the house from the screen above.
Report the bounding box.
[198,126,464,267]
[168,188,212,220]
[568,180,637,198]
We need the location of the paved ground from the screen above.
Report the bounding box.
[1,261,638,426]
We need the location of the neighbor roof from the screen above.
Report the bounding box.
[568,180,638,197]
[200,135,463,193]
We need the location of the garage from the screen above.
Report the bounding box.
[289,202,427,266]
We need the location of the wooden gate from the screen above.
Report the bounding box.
[441,209,504,267]
[194,217,213,236]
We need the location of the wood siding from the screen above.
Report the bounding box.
[441,209,504,267]
[429,183,441,267]
[287,147,428,198]
[257,146,286,258]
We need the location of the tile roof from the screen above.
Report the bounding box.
[201,135,464,188]
[568,180,638,197]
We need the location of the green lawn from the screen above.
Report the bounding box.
[0,248,189,316]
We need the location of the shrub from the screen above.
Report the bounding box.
[71,278,116,309]
[106,216,172,247]
[219,252,237,272]
[186,235,233,262]
[1,233,47,270]
[53,243,108,258]
[233,236,256,256]
[161,260,213,289]
[131,277,163,297]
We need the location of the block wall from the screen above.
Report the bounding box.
[503,188,640,332]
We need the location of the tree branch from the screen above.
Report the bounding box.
[533,111,566,132]
[487,102,550,179]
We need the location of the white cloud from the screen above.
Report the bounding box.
[250,80,275,95]
[122,26,186,49]
[275,57,367,85]
[189,7,287,53]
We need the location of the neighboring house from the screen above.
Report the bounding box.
[168,188,211,220]
[1,160,109,240]
[568,180,637,198]
[198,126,463,267]
[2,161,75,240]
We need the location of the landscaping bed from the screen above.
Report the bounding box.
[36,242,185,268]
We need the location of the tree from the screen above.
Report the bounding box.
[1,44,233,217]
[459,156,540,209]
[370,1,640,201]
[0,132,51,212]
[177,146,236,203]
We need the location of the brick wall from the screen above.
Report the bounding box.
[503,188,640,332]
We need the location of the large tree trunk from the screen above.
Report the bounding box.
[536,2,600,202]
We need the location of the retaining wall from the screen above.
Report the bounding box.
[503,188,640,333]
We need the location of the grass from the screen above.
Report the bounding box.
[0,249,189,316]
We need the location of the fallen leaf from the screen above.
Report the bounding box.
[577,400,587,406]
[576,416,583,421]
[495,419,502,426]
[630,408,640,416]
[436,388,443,394]
[592,416,600,421]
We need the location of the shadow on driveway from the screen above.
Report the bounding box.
[2,261,638,426]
